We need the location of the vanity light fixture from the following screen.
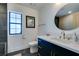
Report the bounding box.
[68,11,72,14]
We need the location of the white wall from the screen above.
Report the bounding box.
[38,3,65,36]
[38,3,79,36]
[7,3,38,53]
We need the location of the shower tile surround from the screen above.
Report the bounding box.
[0,3,7,56]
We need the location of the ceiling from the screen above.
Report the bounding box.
[56,3,79,17]
[19,3,47,10]
[19,3,79,16]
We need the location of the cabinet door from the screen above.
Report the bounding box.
[38,46,52,56]
[38,38,53,56]
[54,45,65,56]
[54,45,79,56]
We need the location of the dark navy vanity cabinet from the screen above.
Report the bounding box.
[38,38,79,56]
[38,38,55,56]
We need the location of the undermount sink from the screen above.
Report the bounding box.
[60,39,72,43]
[50,36,74,44]
[57,38,79,45]
[45,35,79,44]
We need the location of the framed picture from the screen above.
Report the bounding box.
[26,16,35,28]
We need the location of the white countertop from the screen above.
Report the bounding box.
[38,35,79,54]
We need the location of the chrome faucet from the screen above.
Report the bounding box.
[61,31,65,39]
[63,31,65,39]
[74,33,78,42]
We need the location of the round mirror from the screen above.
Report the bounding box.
[55,3,79,30]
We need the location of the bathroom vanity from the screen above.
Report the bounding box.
[38,36,79,56]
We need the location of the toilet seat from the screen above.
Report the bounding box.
[29,41,38,46]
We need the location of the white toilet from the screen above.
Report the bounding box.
[29,41,38,54]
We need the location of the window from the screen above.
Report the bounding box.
[9,12,22,35]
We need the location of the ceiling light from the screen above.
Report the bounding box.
[68,11,72,14]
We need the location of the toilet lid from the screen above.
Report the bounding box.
[29,41,38,45]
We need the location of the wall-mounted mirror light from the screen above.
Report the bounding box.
[55,3,79,30]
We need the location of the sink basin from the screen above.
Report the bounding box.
[61,39,72,43]
[45,35,77,44]
[52,37,74,44]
